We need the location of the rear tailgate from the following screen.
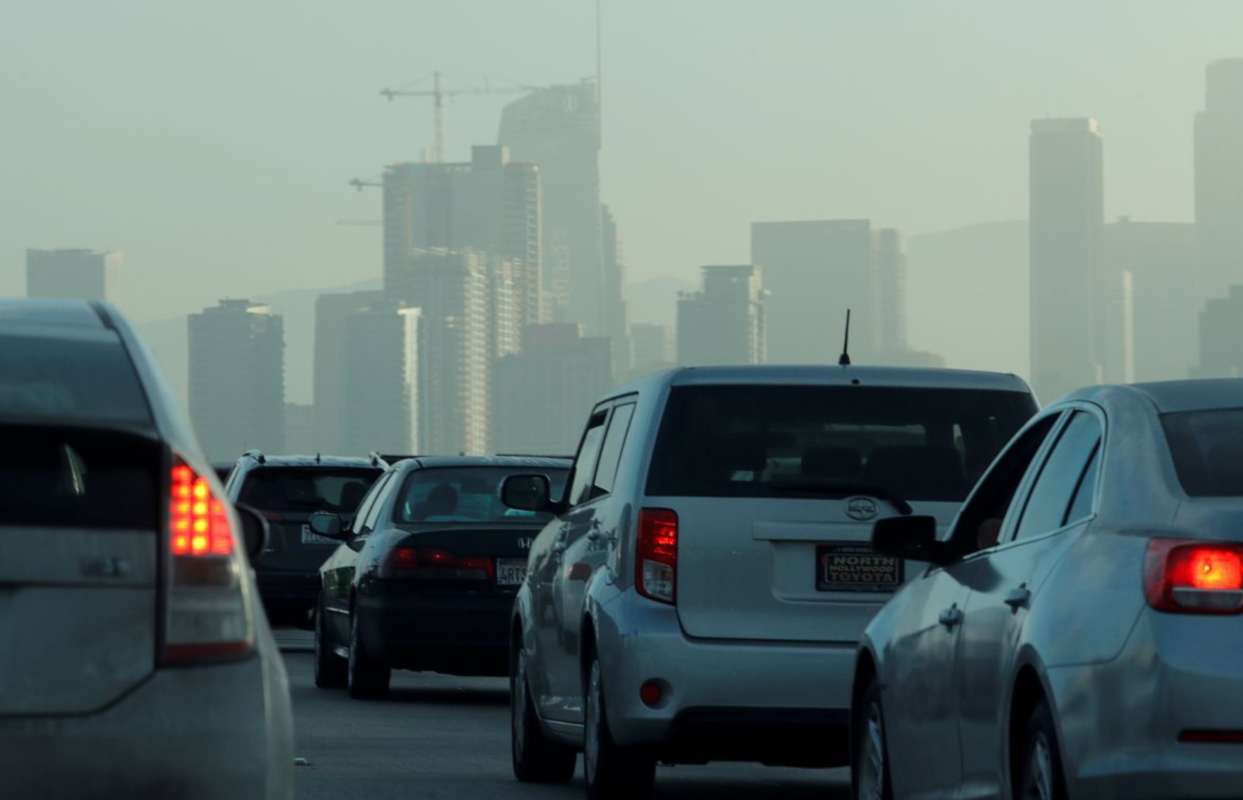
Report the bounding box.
[0,425,162,716]
[390,525,540,594]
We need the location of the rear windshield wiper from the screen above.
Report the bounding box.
[769,483,913,516]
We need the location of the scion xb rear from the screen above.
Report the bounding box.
[503,365,1037,799]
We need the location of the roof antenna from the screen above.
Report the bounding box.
[838,309,852,366]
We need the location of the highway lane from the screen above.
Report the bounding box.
[284,652,851,799]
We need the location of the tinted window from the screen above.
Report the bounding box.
[1013,412,1102,541]
[358,472,395,533]
[591,404,636,500]
[0,425,160,530]
[239,467,383,514]
[0,333,151,424]
[646,385,1035,501]
[568,411,609,506]
[1064,443,1101,525]
[1164,410,1243,497]
[395,467,569,524]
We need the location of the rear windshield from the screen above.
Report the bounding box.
[1163,409,1243,497]
[0,333,151,425]
[0,425,160,529]
[646,385,1036,502]
[239,467,383,514]
[395,467,570,524]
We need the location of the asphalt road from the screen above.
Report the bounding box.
[284,651,851,799]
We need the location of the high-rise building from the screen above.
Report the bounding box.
[1193,285,1243,378]
[26,248,121,301]
[677,265,767,367]
[493,324,613,456]
[1195,59,1243,300]
[284,403,315,455]
[407,249,490,456]
[750,220,884,364]
[876,229,909,353]
[1029,118,1107,400]
[1105,219,1199,382]
[340,304,422,456]
[188,299,284,462]
[499,84,605,331]
[313,290,385,454]
[383,145,542,330]
[628,322,676,380]
[602,204,629,373]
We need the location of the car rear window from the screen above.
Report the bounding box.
[395,467,570,524]
[646,385,1036,502]
[1163,409,1243,497]
[0,332,151,425]
[0,425,161,530]
[239,467,383,514]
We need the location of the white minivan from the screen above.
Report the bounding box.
[502,364,1038,799]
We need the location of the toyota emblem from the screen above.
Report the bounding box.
[846,497,880,522]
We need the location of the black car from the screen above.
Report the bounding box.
[309,456,570,699]
[226,452,384,624]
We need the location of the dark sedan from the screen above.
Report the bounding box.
[310,456,570,699]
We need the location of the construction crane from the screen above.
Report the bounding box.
[348,175,382,192]
[379,72,538,163]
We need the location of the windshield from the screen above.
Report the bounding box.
[646,385,1036,502]
[395,467,569,524]
[238,467,383,514]
[1163,409,1243,497]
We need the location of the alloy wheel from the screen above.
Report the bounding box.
[1022,732,1054,800]
[857,700,887,800]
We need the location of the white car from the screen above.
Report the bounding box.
[855,380,1243,800]
[0,300,294,799]
[501,365,1037,799]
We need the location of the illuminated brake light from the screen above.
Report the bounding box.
[637,509,678,604]
[169,463,234,557]
[1145,539,1243,614]
[380,547,493,580]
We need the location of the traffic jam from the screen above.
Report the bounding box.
[5,298,1243,800]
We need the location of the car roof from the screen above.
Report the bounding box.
[612,364,1031,395]
[0,299,107,332]
[402,455,573,470]
[1125,379,1243,415]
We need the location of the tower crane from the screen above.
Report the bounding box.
[379,72,538,163]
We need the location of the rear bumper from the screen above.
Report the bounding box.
[595,589,854,766]
[357,587,516,676]
[254,570,319,603]
[0,653,293,800]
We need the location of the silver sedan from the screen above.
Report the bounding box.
[852,379,1243,800]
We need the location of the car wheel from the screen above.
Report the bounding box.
[347,610,390,700]
[511,644,577,782]
[852,676,894,800]
[583,655,656,800]
[1015,700,1068,800]
[313,596,347,689]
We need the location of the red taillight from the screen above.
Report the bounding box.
[381,547,493,580]
[1180,730,1243,744]
[637,508,678,604]
[169,464,234,557]
[1145,539,1243,614]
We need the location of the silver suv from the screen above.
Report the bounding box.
[501,365,1037,799]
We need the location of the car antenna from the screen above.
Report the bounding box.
[838,308,852,366]
[315,452,321,464]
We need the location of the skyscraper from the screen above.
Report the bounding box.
[499,84,607,332]
[313,290,385,454]
[1029,118,1106,400]
[188,299,284,461]
[601,204,629,373]
[1193,285,1243,379]
[26,248,121,301]
[628,322,676,380]
[677,265,767,367]
[876,229,909,354]
[1195,59,1243,300]
[340,304,422,456]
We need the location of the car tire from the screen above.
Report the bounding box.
[1015,700,1068,800]
[347,610,390,700]
[313,596,347,689]
[851,676,894,800]
[511,644,577,783]
[583,655,656,800]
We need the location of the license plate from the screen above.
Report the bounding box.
[816,543,902,592]
[496,558,528,586]
[301,524,337,546]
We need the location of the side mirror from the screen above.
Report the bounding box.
[502,474,553,513]
[872,515,956,565]
[234,504,270,560]
[308,511,348,540]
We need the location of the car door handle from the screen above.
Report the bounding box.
[1005,585,1031,611]
[939,604,963,630]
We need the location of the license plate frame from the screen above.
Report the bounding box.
[815,543,902,593]
[496,557,528,586]
[300,524,338,546]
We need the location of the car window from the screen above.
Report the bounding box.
[357,472,396,534]
[646,385,1036,501]
[1063,442,1101,526]
[394,466,570,524]
[351,471,392,535]
[1012,412,1103,542]
[590,403,636,500]
[567,410,610,507]
[1163,409,1243,497]
[952,414,1062,554]
[238,467,383,515]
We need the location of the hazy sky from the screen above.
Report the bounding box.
[3,0,1241,323]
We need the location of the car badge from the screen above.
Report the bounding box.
[846,497,880,522]
[518,537,534,550]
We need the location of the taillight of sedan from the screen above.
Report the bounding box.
[1144,538,1243,614]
